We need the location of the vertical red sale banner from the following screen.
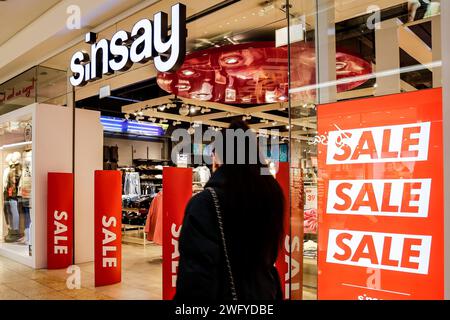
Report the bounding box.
[47,173,73,269]
[275,162,290,299]
[94,171,122,287]
[275,162,304,300]
[162,167,192,300]
[317,88,444,300]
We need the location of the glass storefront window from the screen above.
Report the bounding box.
[0,66,67,116]
[288,0,443,300]
[0,113,33,258]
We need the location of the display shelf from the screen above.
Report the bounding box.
[0,141,32,150]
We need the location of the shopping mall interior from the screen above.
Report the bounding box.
[0,0,446,300]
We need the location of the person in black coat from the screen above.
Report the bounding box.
[175,120,285,301]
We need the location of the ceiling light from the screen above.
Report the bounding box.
[286,125,291,129]
[179,105,190,116]
[158,105,166,111]
[175,84,190,90]
[190,106,197,114]
[182,69,195,76]
[225,57,239,65]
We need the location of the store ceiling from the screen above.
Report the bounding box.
[0,0,61,46]
[75,0,437,143]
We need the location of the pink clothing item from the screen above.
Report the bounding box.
[147,191,163,245]
[145,198,158,241]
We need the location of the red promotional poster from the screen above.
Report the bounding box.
[275,162,304,300]
[94,171,122,287]
[275,162,290,299]
[317,88,444,300]
[47,173,73,269]
[162,167,192,300]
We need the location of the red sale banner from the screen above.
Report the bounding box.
[47,173,73,269]
[317,88,444,300]
[275,162,304,300]
[162,167,192,300]
[94,171,122,287]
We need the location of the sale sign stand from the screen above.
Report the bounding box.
[94,171,122,287]
[317,88,444,300]
[275,162,290,299]
[275,162,304,300]
[162,167,192,300]
[47,173,74,269]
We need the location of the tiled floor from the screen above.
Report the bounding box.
[0,243,162,300]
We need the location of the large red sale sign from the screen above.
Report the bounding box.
[162,167,192,300]
[317,88,444,300]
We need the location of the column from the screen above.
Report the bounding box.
[442,0,450,301]
[432,15,442,88]
[375,19,402,96]
[315,0,337,104]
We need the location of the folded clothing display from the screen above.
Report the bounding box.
[304,239,317,259]
[122,208,148,226]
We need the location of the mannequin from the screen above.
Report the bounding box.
[18,149,32,246]
[3,152,23,243]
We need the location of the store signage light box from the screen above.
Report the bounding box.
[101,116,167,137]
[70,3,187,87]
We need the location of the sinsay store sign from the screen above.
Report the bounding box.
[69,3,187,87]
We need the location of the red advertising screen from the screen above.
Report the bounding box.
[317,88,444,300]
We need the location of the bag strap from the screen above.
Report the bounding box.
[206,187,238,301]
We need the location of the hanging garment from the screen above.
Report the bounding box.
[123,172,141,196]
[145,196,158,241]
[18,150,32,199]
[145,191,163,245]
[4,162,22,198]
